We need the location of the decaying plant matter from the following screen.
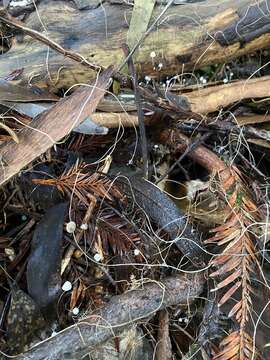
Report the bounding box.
[208,167,264,359]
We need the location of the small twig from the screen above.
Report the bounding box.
[122,44,149,178]
[159,128,225,173]
[156,310,172,360]
[0,13,102,72]
[0,121,19,143]
[237,152,267,179]
[61,195,97,274]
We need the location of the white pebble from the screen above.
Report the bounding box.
[72,307,80,315]
[150,51,156,58]
[94,253,102,262]
[62,281,72,292]
[134,249,140,256]
[80,223,88,230]
[66,221,76,233]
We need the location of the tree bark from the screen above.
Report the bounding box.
[0,0,270,90]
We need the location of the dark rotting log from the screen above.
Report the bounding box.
[0,0,270,90]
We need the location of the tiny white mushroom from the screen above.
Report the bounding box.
[66,221,76,233]
[150,51,156,58]
[144,75,151,83]
[94,253,102,262]
[62,281,72,292]
[72,307,80,315]
[5,247,15,262]
[134,249,140,256]
[80,223,88,230]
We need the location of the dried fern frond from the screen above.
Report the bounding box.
[207,167,264,360]
[32,161,123,205]
[214,330,261,360]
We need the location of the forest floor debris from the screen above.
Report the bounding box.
[0,1,270,360]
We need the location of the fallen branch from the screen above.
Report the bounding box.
[187,76,270,115]
[0,66,113,186]
[14,273,204,360]
[90,76,270,129]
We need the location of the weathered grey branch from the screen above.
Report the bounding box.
[14,273,204,360]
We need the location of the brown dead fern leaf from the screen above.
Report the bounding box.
[32,161,123,206]
[206,166,264,360]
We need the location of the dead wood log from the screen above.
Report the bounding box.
[13,273,204,360]
[0,0,270,90]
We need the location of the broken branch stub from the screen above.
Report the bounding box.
[0,66,113,186]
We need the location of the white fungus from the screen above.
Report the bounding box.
[62,281,72,292]
[94,253,102,262]
[144,75,151,83]
[72,307,80,315]
[150,51,156,58]
[66,221,76,233]
[134,249,140,256]
[80,223,88,230]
